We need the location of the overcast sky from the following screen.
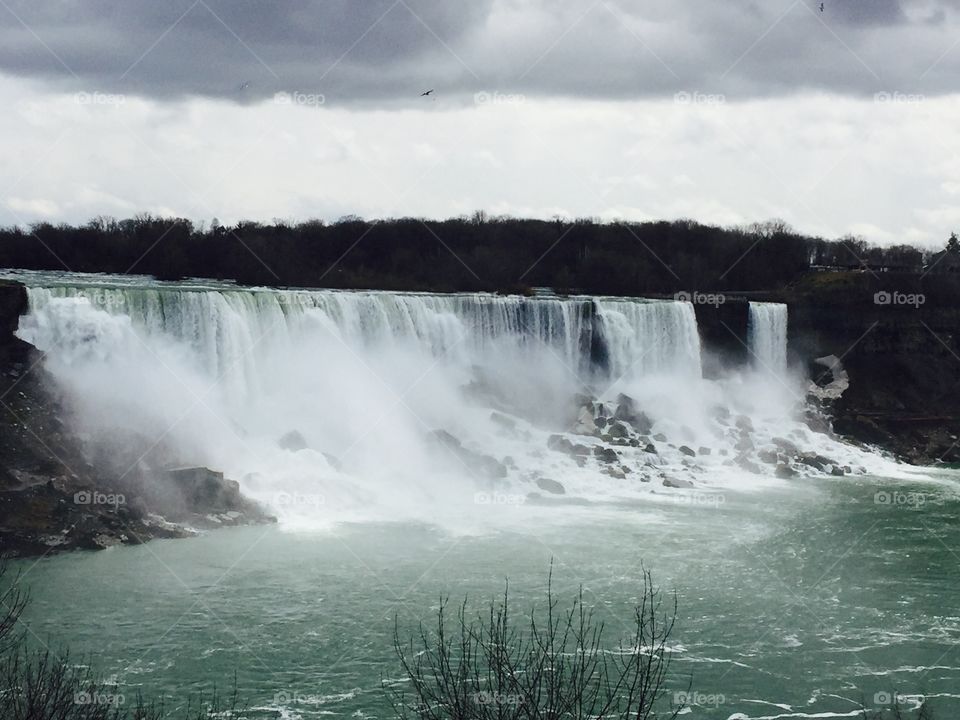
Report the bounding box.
[2,0,960,247]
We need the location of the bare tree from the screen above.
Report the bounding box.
[389,567,683,720]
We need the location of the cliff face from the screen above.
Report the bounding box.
[783,272,960,464]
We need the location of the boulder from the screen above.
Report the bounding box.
[547,434,591,456]
[536,477,566,495]
[678,445,696,457]
[430,430,508,480]
[698,447,711,456]
[771,437,799,456]
[735,416,754,432]
[758,449,779,465]
[278,430,308,452]
[775,463,797,478]
[653,433,668,442]
[572,406,598,436]
[322,452,343,472]
[614,394,654,434]
[593,446,619,463]
[797,453,836,472]
[606,421,630,439]
[735,457,762,474]
[663,478,694,489]
[643,443,657,454]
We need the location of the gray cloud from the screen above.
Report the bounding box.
[0,0,957,103]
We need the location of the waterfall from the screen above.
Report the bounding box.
[18,282,703,394]
[10,271,868,527]
[747,302,788,376]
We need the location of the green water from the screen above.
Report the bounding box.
[11,473,960,719]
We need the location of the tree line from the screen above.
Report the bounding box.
[0,214,946,294]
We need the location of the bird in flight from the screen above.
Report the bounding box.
[819,2,824,11]
[421,89,434,97]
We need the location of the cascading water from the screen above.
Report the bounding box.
[8,272,895,528]
[747,301,788,376]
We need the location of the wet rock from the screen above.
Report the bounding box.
[536,477,566,495]
[643,443,657,454]
[606,421,630,439]
[736,457,762,474]
[322,452,343,471]
[797,453,837,471]
[653,433,668,442]
[602,466,626,479]
[772,437,799,456]
[663,477,694,489]
[430,430,508,480]
[278,430,308,452]
[711,406,731,423]
[758,449,779,465]
[572,406,598,436]
[698,447,711,456]
[547,434,591,456]
[490,412,516,431]
[830,465,846,476]
[735,416,754,432]
[735,435,755,453]
[678,445,696,457]
[593,446,619,463]
[775,463,797,478]
[614,394,654,434]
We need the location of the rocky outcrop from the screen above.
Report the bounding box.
[0,282,276,557]
[430,429,508,480]
[781,272,960,464]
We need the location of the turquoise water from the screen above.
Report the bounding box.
[12,472,960,719]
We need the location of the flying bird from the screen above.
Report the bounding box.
[421,89,434,97]
[819,2,824,11]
